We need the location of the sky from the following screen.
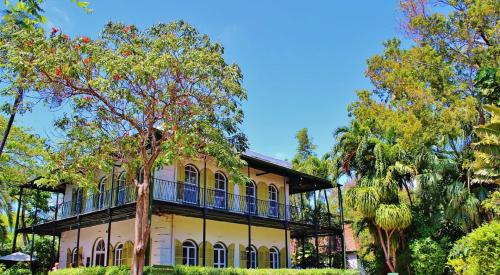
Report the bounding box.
[5,0,407,161]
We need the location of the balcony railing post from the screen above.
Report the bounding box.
[30,189,40,273]
[283,176,289,268]
[51,193,60,267]
[202,156,207,267]
[106,165,116,266]
[313,190,319,268]
[11,187,23,253]
[337,184,346,269]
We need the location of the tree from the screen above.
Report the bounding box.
[27,21,247,274]
[0,0,91,159]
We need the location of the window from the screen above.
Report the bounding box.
[213,242,226,268]
[98,177,107,209]
[94,239,106,266]
[116,173,126,205]
[246,181,256,214]
[268,185,278,217]
[182,240,197,266]
[183,165,199,204]
[114,243,123,266]
[214,172,227,209]
[270,247,279,269]
[71,248,79,267]
[247,245,257,268]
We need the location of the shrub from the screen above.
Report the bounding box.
[49,265,357,275]
[409,237,447,275]
[448,221,500,275]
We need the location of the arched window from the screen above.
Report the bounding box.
[213,242,227,268]
[94,239,106,266]
[269,247,279,269]
[116,172,126,205]
[71,248,79,267]
[183,165,199,204]
[246,181,257,214]
[268,184,279,217]
[247,245,257,268]
[182,240,197,266]
[214,172,227,209]
[114,243,123,266]
[98,177,107,209]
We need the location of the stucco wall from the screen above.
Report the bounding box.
[59,214,290,268]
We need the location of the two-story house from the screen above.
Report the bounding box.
[14,151,344,270]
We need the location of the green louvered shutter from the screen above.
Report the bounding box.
[78,247,83,267]
[123,241,133,266]
[199,168,206,205]
[228,243,235,267]
[175,239,182,265]
[279,187,285,218]
[66,248,72,268]
[239,244,247,268]
[280,247,287,268]
[108,244,114,266]
[257,182,267,216]
[257,246,269,268]
[206,169,215,206]
[177,162,185,182]
[206,241,214,267]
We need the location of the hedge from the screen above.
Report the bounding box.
[49,265,358,275]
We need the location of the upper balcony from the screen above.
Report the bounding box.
[22,178,340,237]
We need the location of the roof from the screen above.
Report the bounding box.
[344,223,360,252]
[242,150,335,194]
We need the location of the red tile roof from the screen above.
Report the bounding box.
[344,223,360,252]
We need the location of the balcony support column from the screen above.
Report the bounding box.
[283,176,289,268]
[30,189,40,273]
[106,165,116,266]
[337,184,346,269]
[313,191,319,268]
[12,187,23,253]
[247,165,252,269]
[202,156,207,266]
[323,189,332,267]
[301,237,305,269]
[51,193,60,266]
[75,188,82,267]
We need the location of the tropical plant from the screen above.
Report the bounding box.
[409,237,447,275]
[448,220,500,275]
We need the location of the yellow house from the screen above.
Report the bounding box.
[14,151,344,269]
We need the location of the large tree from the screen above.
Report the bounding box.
[20,21,248,274]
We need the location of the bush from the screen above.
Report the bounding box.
[0,264,31,275]
[410,237,447,275]
[49,265,357,275]
[448,221,500,275]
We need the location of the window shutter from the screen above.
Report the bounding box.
[280,247,287,268]
[257,182,267,201]
[176,162,185,182]
[175,239,182,265]
[228,243,235,267]
[205,241,214,267]
[206,169,214,206]
[199,169,206,206]
[123,241,133,266]
[279,187,285,218]
[108,244,114,266]
[240,183,246,197]
[239,244,247,268]
[66,248,71,268]
[257,246,264,268]
[78,247,83,266]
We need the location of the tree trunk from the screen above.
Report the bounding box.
[131,173,151,275]
[376,226,395,273]
[0,91,23,158]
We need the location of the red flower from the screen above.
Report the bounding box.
[55,67,62,77]
[74,44,80,50]
[51,27,59,36]
[81,36,91,43]
[123,26,131,33]
[83,58,91,64]
[113,74,121,81]
[63,34,70,40]
[122,50,131,57]
[83,96,93,102]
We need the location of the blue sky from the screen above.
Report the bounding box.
[6,0,406,161]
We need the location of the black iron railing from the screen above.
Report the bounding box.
[31,178,338,228]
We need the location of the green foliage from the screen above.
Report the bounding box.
[0,263,31,275]
[48,266,358,275]
[448,221,500,275]
[409,237,447,275]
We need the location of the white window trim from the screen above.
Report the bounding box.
[213,243,226,268]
